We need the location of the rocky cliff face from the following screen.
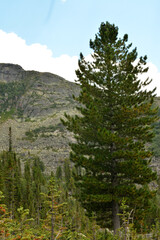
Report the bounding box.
[0,63,80,172]
[0,63,159,173]
[0,63,25,82]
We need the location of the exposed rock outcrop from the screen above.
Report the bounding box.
[0,63,80,172]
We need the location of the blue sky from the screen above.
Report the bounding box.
[0,0,160,94]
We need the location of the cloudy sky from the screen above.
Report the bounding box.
[0,0,160,95]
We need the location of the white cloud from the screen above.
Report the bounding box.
[0,30,78,82]
[0,30,159,96]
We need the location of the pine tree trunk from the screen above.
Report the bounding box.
[111,142,120,234]
[37,203,40,225]
[51,194,54,240]
[112,200,120,234]
[9,127,12,152]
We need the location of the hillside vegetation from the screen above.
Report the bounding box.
[0,63,159,172]
[0,63,160,239]
[0,63,80,171]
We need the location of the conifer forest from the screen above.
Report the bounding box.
[1,22,160,239]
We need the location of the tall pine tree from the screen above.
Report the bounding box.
[62,22,158,233]
[1,151,22,218]
[32,156,45,224]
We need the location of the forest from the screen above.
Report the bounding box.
[1,148,160,239]
[1,21,160,239]
[0,150,105,240]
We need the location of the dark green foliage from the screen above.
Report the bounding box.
[0,149,46,222]
[30,157,46,223]
[0,80,27,117]
[150,107,160,157]
[0,160,107,240]
[56,165,62,180]
[24,123,64,141]
[1,151,160,238]
[23,159,34,215]
[62,21,158,232]
[0,151,22,217]
[20,156,46,220]
[64,159,71,187]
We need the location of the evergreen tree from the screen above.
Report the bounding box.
[23,159,34,215]
[43,172,67,240]
[64,159,71,189]
[32,156,45,224]
[56,165,62,181]
[62,21,158,233]
[2,151,22,218]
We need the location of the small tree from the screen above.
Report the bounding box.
[32,156,45,224]
[23,159,34,216]
[56,166,62,181]
[42,173,68,240]
[62,21,158,233]
[1,151,22,218]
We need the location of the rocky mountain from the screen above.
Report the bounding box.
[0,63,80,172]
[0,63,159,173]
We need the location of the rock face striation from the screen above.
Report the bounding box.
[0,63,80,172]
[0,63,159,173]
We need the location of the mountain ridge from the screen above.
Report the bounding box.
[0,63,80,172]
[0,63,159,173]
